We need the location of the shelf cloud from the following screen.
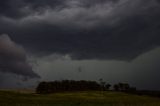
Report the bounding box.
[0,0,160,89]
[0,0,160,61]
[0,34,40,78]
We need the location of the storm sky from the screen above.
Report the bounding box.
[0,0,160,90]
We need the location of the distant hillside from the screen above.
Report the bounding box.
[0,90,160,106]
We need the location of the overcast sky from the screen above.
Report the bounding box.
[0,0,160,90]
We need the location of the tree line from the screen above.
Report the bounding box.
[36,80,136,94]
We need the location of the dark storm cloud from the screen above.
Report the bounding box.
[0,0,118,19]
[0,0,160,61]
[0,34,40,78]
[0,0,27,19]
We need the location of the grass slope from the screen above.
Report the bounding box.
[0,90,160,106]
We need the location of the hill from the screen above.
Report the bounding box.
[0,90,160,106]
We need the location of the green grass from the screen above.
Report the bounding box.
[0,90,160,106]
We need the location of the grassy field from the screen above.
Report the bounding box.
[0,90,160,106]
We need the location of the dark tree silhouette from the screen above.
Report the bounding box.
[36,82,49,94]
[36,80,137,94]
[36,80,101,94]
[118,83,130,91]
[105,84,111,90]
[99,78,106,91]
[113,84,120,91]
